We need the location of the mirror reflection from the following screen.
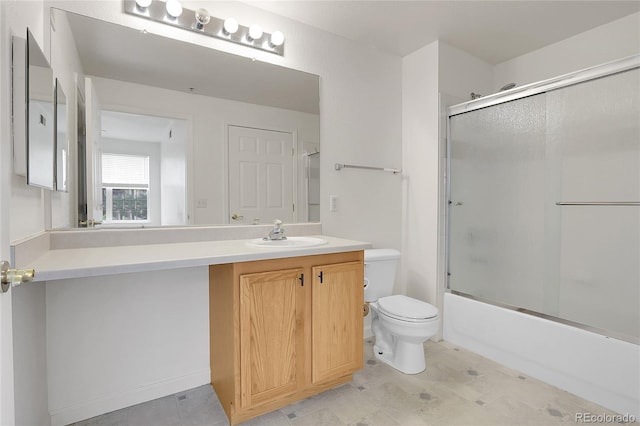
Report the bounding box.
[55,78,68,192]
[27,28,55,190]
[51,9,320,229]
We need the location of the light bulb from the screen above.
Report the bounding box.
[223,17,239,35]
[165,0,182,18]
[135,0,152,10]
[195,8,211,29]
[269,30,285,47]
[248,24,263,41]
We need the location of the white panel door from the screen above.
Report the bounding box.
[1,2,15,422]
[228,126,294,225]
[85,77,103,225]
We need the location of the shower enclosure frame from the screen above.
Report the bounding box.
[444,54,640,345]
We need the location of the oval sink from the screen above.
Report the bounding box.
[246,236,328,248]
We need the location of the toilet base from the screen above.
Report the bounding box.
[373,340,426,374]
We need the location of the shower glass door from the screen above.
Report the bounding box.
[547,68,639,338]
[448,66,639,342]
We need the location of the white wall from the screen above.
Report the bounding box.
[400,41,492,316]
[49,8,84,230]
[493,12,640,90]
[438,42,494,102]
[160,119,187,226]
[6,0,47,242]
[400,41,439,304]
[1,1,50,424]
[46,268,209,426]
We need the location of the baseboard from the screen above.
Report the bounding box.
[49,369,210,426]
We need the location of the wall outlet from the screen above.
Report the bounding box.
[196,198,207,208]
[329,195,338,212]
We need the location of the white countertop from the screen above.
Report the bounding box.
[28,235,371,281]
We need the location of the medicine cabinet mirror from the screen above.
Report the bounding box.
[26,28,55,190]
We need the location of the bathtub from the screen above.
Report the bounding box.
[443,292,639,418]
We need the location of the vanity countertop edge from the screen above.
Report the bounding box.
[25,235,372,282]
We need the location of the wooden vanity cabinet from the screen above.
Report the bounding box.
[209,251,364,425]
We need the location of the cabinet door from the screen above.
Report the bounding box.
[311,261,364,383]
[239,268,305,408]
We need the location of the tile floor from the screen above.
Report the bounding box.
[72,339,625,426]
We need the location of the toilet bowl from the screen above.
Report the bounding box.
[369,295,439,374]
[364,249,440,374]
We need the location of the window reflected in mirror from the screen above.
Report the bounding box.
[101,153,151,224]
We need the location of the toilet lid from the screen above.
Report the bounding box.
[378,295,439,320]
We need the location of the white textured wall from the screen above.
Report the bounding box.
[493,12,640,90]
[400,41,439,304]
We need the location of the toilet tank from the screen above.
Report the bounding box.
[364,249,401,302]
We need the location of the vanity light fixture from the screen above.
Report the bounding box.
[194,8,211,30]
[165,0,182,18]
[269,30,285,48]
[223,17,239,36]
[123,0,285,55]
[247,24,263,42]
[135,0,152,11]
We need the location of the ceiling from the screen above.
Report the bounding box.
[101,110,175,143]
[246,0,640,63]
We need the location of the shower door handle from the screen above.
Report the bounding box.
[556,201,640,206]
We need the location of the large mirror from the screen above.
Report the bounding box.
[51,8,320,228]
[27,28,55,190]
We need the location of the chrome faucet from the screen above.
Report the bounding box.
[265,219,287,241]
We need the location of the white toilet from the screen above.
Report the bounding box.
[365,249,440,374]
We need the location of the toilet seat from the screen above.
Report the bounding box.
[377,295,438,323]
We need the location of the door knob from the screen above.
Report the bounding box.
[1,261,35,293]
[231,213,244,221]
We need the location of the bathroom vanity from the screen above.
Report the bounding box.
[11,226,369,425]
[210,251,364,424]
